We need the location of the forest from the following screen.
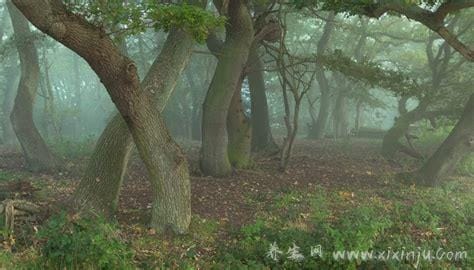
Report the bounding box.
[0,0,472,269]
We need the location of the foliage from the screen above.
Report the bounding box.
[319,50,423,97]
[64,1,225,43]
[216,184,473,269]
[292,0,439,14]
[33,213,134,270]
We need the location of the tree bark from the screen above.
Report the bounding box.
[308,68,331,139]
[227,75,251,168]
[417,94,474,186]
[200,0,254,176]
[307,13,335,139]
[73,28,196,220]
[13,0,192,233]
[354,100,363,133]
[1,59,18,146]
[7,1,58,172]
[333,89,348,138]
[248,46,278,153]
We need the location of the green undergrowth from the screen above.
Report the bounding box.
[2,177,471,269]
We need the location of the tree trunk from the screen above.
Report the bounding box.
[333,90,348,138]
[7,1,58,172]
[227,76,251,168]
[307,13,335,140]
[248,46,278,153]
[382,103,426,160]
[200,0,254,176]
[73,29,195,220]
[12,0,193,233]
[308,68,331,139]
[417,94,474,186]
[354,100,363,133]
[1,60,18,146]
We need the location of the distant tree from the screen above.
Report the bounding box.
[6,1,59,171]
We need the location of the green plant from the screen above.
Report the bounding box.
[35,213,134,269]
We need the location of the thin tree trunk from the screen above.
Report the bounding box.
[417,94,474,186]
[309,69,331,139]
[307,13,335,139]
[7,1,58,172]
[355,100,362,133]
[248,46,278,154]
[1,60,18,146]
[200,0,254,176]
[227,75,251,168]
[72,54,81,139]
[333,88,348,138]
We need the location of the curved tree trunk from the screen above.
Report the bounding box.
[200,0,254,176]
[417,94,474,186]
[381,103,428,160]
[248,46,278,154]
[7,1,58,172]
[1,61,18,146]
[13,0,192,233]
[227,76,251,168]
[307,13,335,140]
[73,29,195,219]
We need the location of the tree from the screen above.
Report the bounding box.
[7,0,59,172]
[417,93,474,186]
[200,0,254,176]
[73,27,199,219]
[11,0,222,233]
[307,12,335,139]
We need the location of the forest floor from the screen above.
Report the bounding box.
[0,138,472,269]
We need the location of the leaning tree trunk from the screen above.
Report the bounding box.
[7,1,58,172]
[73,29,195,218]
[417,94,474,186]
[1,61,18,146]
[248,46,278,154]
[200,0,254,176]
[13,0,192,233]
[227,75,251,168]
[381,110,423,159]
[382,96,429,159]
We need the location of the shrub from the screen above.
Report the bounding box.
[34,213,134,269]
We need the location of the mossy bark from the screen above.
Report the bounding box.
[7,2,58,172]
[417,94,474,186]
[200,0,254,176]
[227,76,251,168]
[1,60,18,146]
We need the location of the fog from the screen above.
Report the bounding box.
[0,1,472,268]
